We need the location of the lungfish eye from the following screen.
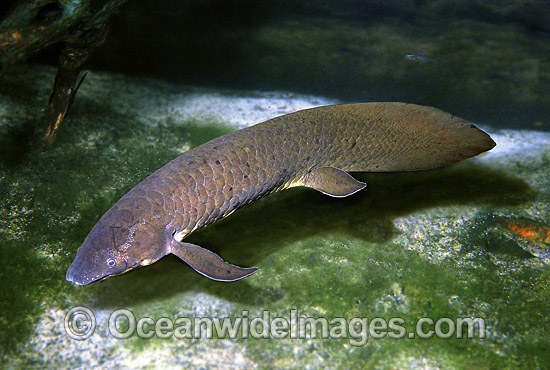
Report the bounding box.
[107,258,116,268]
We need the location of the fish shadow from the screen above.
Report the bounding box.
[92,162,531,308]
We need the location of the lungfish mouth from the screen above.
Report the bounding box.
[65,257,104,286]
[65,260,95,286]
[66,271,92,285]
[66,258,132,286]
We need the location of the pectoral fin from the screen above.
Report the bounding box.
[169,239,257,281]
[303,166,366,197]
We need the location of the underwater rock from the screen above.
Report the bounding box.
[1,65,550,369]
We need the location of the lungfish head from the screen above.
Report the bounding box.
[66,205,167,285]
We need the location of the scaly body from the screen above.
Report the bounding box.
[66,103,495,285]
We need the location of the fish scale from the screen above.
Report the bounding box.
[66,102,495,285]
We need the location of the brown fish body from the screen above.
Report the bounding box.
[66,103,495,285]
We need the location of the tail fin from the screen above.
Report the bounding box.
[335,103,495,172]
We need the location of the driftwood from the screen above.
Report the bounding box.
[0,0,129,148]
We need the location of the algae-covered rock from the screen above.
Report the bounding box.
[0,63,549,369]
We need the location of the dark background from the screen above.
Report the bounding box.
[5,0,550,129]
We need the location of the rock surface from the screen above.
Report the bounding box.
[0,64,549,369]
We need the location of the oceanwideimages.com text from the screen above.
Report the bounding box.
[65,307,486,345]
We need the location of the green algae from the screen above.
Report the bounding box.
[0,104,233,355]
[1,65,550,369]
